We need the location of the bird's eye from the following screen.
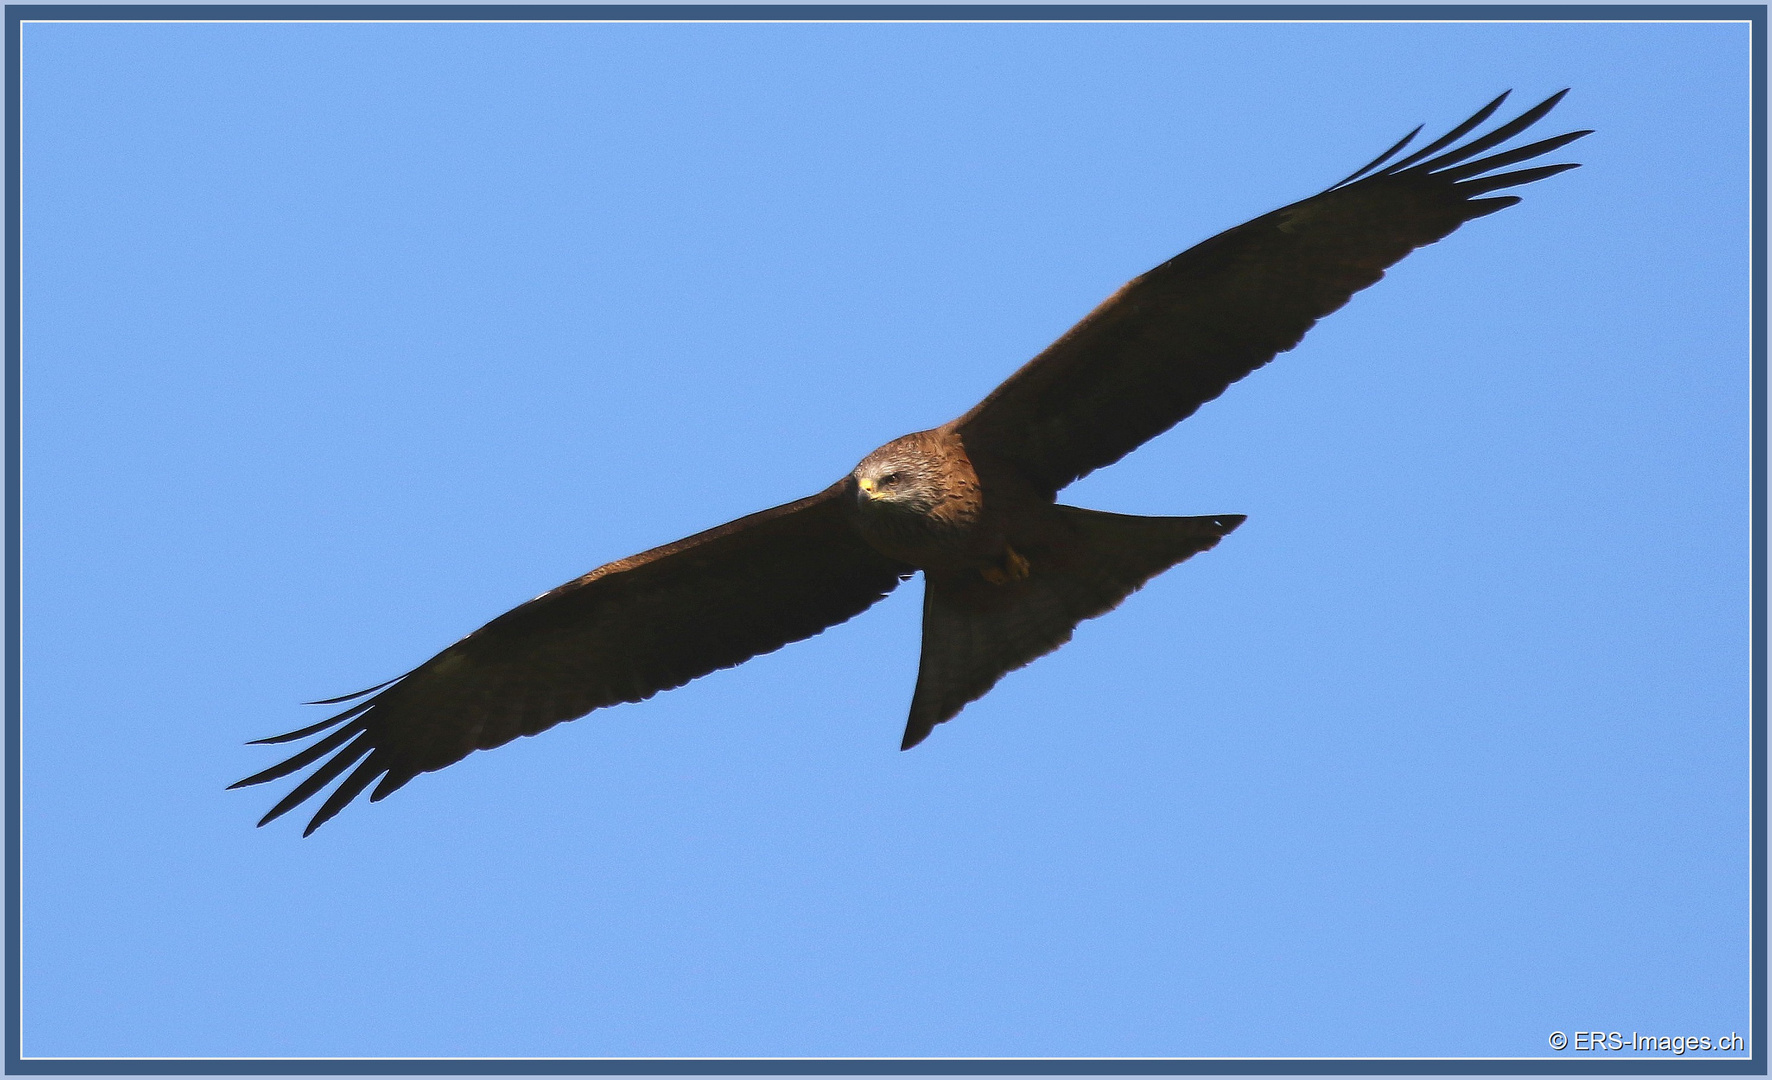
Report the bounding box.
[880,472,901,486]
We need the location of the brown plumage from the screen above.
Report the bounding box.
[235,90,1588,834]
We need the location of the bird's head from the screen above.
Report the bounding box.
[853,439,944,517]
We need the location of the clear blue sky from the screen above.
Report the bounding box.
[20,14,1752,1061]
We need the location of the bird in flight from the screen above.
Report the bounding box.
[236,90,1588,834]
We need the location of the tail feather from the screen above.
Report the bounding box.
[901,508,1243,749]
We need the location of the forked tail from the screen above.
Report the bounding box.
[901,508,1244,749]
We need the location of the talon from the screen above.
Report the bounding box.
[981,545,1031,585]
[1005,546,1031,580]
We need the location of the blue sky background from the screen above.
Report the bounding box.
[19,15,1753,1061]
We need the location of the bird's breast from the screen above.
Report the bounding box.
[852,490,988,570]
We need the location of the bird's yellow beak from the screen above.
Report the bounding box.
[858,477,875,497]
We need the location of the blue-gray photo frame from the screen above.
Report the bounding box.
[6,5,1763,1072]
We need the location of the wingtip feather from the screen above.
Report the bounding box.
[1330,123,1424,189]
[253,734,373,828]
[1437,129,1591,184]
[369,768,418,802]
[302,755,387,836]
[1455,161,1582,198]
[301,675,402,706]
[1368,90,1514,180]
[1415,88,1574,175]
[1462,195,1522,218]
[247,698,377,745]
[230,721,366,789]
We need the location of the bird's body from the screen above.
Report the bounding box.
[236,90,1590,834]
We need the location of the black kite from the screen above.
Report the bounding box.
[236,91,1588,834]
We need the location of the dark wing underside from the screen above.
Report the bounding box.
[951,90,1589,497]
[233,481,911,834]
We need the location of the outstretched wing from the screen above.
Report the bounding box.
[233,480,911,835]
[951,90,1590,497]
